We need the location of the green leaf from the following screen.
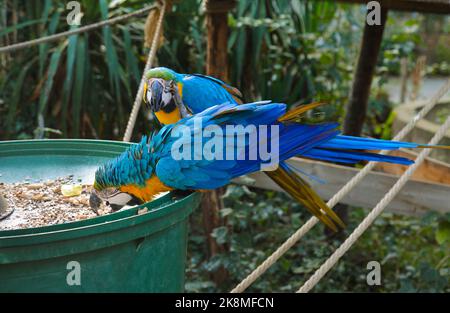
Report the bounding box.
[220,208,233,218]
[122,26,140,83]
[436,220,450,245]
[211,226,228,245]
[6,64,32,136]
[71,36,87,137]
[38,42,65,115]
[61,30,79,136]
[38,0,56,77]
[100,0,121,98]
[0,18,45,37]
[235,29,246,85]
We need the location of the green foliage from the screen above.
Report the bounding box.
[381,15,421,75]
[186,185,450,292]
[0,0,149,140]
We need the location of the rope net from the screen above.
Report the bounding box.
[298,114,450,292]
[231,78,450,293]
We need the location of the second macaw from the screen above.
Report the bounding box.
[143,67,243,125]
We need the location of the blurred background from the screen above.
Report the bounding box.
[0,0,449,292]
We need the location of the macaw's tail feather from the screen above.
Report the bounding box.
[310,134,450,165]
[417,144,450,150]
[266,163,345,232]
[278,102,324,122]
[321,135,450,151]
[303,148,415,165]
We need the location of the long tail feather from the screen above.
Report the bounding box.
[312,135,450,165]
[278,102,324,122]
[417,144,450,150]
[265,163,345,232]
[303,148,414,165]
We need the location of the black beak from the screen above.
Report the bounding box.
[107,195,142,212]
[149,80,164,111]
[109,203,123,212]
[89,191,142,214]
[89,192,102,214]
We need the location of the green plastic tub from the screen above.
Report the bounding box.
[0,140,201,292]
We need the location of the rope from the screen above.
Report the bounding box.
[230,78,450,293]
[0,4,159,54]
[298,115,450,293]
[122,0,166,142]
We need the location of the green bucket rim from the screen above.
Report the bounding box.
[0,139,201,249]
[0,192,200,248]
[0,139,130,157]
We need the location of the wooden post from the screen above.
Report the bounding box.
[399,57,408,104]
[206,0,234,80]
[343,7,388,136]
[203,0,236,285]
[337,8,388,234]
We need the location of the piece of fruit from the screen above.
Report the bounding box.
[61,184,83,197]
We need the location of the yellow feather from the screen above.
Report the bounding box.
[278,102,325,122]
[177,82,183,98]
[119,175,173,202]
[143,82,148,103]
[155,107,182,125]
[266,167,345,232]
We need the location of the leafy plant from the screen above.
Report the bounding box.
[0,0,150,140]
[186,184,450,292]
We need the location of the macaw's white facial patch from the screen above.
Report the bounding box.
[106,192,133,206]
[161,90,173,106]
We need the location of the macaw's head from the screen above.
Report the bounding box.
[143,67,189,125]
[90,137,155,211]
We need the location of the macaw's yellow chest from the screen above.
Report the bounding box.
[119,176,173,202]
[154,107,182,125]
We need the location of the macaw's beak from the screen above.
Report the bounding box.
[89,189,142,213]
[145,78,165,112]
[89,191,102,214]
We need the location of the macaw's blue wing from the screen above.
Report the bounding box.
[152,102,341,189]
[190,74,244,103]
[152,101,345,231]
[181,74,243,113]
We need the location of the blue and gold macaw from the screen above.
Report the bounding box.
[142,67,346,230]
[142,67,244,125]
[93,101,444,231]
